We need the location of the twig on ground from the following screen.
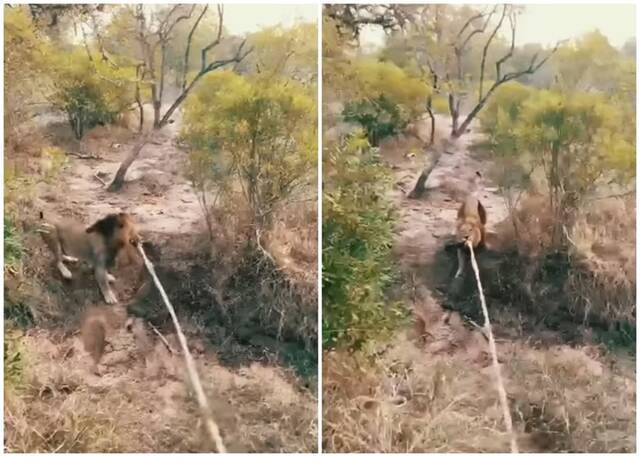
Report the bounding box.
[67,151,101,160]
[93,171,107,187]
[463,315,490,341]
[149,322,178,354]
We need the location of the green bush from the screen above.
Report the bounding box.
[181,71,317,232]
[50,50,136,139]
[343,95,406,146]
[323,132,404,348]
[4,330,24,389]
[4,215,23,270]
[478,81,534,156]
[62,83,117,138]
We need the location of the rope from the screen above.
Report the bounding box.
[136,244,226,453]
[466,241,518,453]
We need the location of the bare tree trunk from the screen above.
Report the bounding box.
[107,133,152,192]
[451,84,498,137]
[448,93,459,136]
[134,74,144,133]
[136,100,144,132]
[152,100,161,128]
[426,105,435,146]
[157,71,206,127]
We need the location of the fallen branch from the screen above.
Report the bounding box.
[67,151,101,160]
[149,322,178,354]
[93,171,107,187]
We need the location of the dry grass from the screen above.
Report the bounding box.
[193,189,318,352]
[5,330,317,453]
[492,193,636,327]
[323,333,635,453]
[266,198,318,287]
[566,197,635,324]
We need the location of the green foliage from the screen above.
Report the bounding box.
[323,132,403,349]
[517,90,634,183]
[553,31,621,93]
[339,59,430,145]
[479,81,535,156]
[485,87,634,247]
[431,95,450,115]
[4,330,25,389]
[343,96,405,146]
[49,49,136,139]
[247,22,318,84]
[182,70,316,229]
[4,215,24,270]
[4,5,50,138]
[353,59,430,116]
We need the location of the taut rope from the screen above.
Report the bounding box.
[466,240,518,453]
[137,244,226,453]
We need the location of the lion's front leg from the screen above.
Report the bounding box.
[62,255,79,263]
[95,263,119,304]
[454,247,465,279]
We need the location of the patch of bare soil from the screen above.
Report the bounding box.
[323,114,635,452]
[6,106,316,452]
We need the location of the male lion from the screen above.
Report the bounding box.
[37,212,141,304]
[454,194,487,279]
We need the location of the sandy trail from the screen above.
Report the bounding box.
[39,108,205,236]
[378,114,510,359]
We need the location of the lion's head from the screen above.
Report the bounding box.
[456,220,482,248]
[86,213,140,248]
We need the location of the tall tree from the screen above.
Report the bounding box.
[105,5,253,191]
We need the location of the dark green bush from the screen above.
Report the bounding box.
[62,83,118,139]
[4,215,23,269]
[323,132,404,348]
[342,95,406,146]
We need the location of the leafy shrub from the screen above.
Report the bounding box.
[182,70,316,233]
[50,50,136,139]
[323,132,404,348]
[4,215,23,270]
[4,329,25,389]
[343,95,405,146]
[478,81,534,155]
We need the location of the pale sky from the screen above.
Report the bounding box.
[361,4,636,50]
[223,4,318,34]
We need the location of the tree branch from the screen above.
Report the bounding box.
[479,4,508,101]
[201,5,224,72]
[182,5,209,90]
[495,10,517,82]
[499,40,563,83]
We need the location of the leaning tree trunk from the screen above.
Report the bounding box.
[107,133,152,192]
[426,106,435,147]
[450,84,497,138]
[448,94,459,136]
[408,148,442,199]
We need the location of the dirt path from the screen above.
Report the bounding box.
[39,108,204,235]
[13,107,317,452]
[379,115,508,359]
